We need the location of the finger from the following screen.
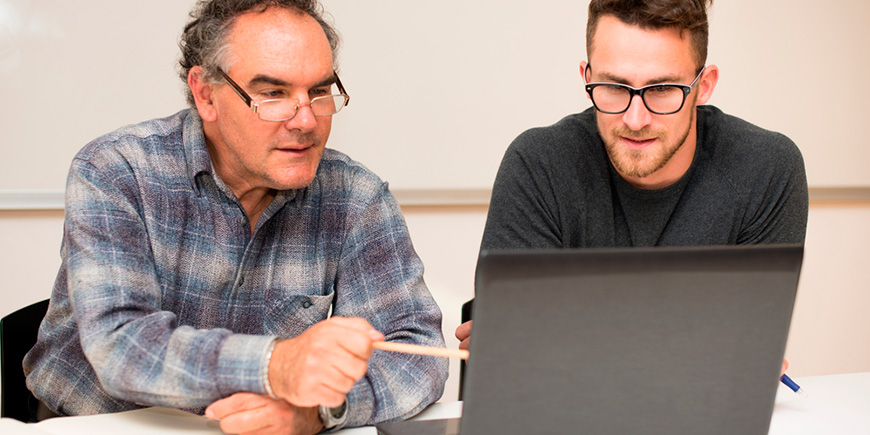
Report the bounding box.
[206,392,268,420]
[279,361,356,408]
[291,379,348,408]
[242,405,321,435]
[218,411,273,435]
[368,329,386,341]
[297,356,364,403]
[335,337,375,361]
[312,318,377,360]
[328,329,377,362]
[456,320,472,350]
[455,320,472,341]
[316,383,351,408]
[304,326,373,367]
[458,337,470,351]
[327,316,377,334]
[213,396,300,434]
[781,359,789,375]
[327,358,368,391]
[242,427,278,435]
[328,316,385,341]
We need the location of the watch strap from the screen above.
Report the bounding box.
[318,399,348,430]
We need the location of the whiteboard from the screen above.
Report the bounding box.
[1,0,868,193]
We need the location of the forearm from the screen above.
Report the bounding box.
[79,314,275,408]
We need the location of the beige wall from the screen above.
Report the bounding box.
[2,201,869,403]
[5,1,870,192]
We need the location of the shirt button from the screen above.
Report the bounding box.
[301,298,313,309]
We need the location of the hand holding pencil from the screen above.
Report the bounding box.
[373,341,469,360]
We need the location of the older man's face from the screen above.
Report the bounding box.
[204,7,337,193]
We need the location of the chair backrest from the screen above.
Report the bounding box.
[458,298,473,400]
[1,299,49,422]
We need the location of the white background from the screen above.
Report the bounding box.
[1,0,869,192]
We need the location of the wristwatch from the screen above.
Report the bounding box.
[318,399,348,430]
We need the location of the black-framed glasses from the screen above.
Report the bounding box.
[584,66,705,115]
[218,68,350,122]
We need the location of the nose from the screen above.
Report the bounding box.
[284,102,318,132]
[622,94,652,131]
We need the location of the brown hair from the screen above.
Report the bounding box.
[586,0,712,71]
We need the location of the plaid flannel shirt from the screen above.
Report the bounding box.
[24,109,447,427]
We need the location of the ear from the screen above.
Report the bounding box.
[579,61,592,101]
[188,66,218,122]
[695,64,719,106]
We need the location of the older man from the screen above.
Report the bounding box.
[25,1,447,433]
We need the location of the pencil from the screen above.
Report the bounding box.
[373,341,469,360]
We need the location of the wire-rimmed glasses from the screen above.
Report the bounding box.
[218,68,349,122]
[584,67,705,115]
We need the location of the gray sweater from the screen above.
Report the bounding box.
[480,106,808,250]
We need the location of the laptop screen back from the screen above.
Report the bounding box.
[461,244,803,435]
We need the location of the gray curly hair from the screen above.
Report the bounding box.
[178,0,340,107]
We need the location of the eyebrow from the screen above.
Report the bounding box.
[594,71,684,86]
[247,74,336,89]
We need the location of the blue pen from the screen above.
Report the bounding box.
[780,374,807,397]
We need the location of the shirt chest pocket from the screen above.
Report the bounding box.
[265,289,334,337]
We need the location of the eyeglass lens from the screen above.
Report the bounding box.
[257,95,347,122]
[590,85,686,114]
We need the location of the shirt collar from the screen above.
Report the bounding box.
[181,109,300,208]
[182,109,213,193]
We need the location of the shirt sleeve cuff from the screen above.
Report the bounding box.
[215,334,277,396]
[262,338,279,399]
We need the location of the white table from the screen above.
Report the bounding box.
[767,372,870,434]
[2,373,867,434]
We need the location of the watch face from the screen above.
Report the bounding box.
[320,400,348,429]
[330,401,347,419]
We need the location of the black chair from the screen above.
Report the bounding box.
[458,298,474,400]
[1,299,49,422]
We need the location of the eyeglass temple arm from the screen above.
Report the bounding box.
[217,69,254,107]
[334,70,349,107]
[219,67,348,109]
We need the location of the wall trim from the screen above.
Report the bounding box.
[392,189,492,206]
[1,187,869,211]
[807,187,870,204]
[0,188,492,210]
[0,190,66,211]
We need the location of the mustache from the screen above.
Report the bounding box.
[283,131,318,144]
[613,126,657,139]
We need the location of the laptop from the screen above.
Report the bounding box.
[378,244,803,435]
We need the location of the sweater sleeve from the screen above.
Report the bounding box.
[736,132,809,245]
